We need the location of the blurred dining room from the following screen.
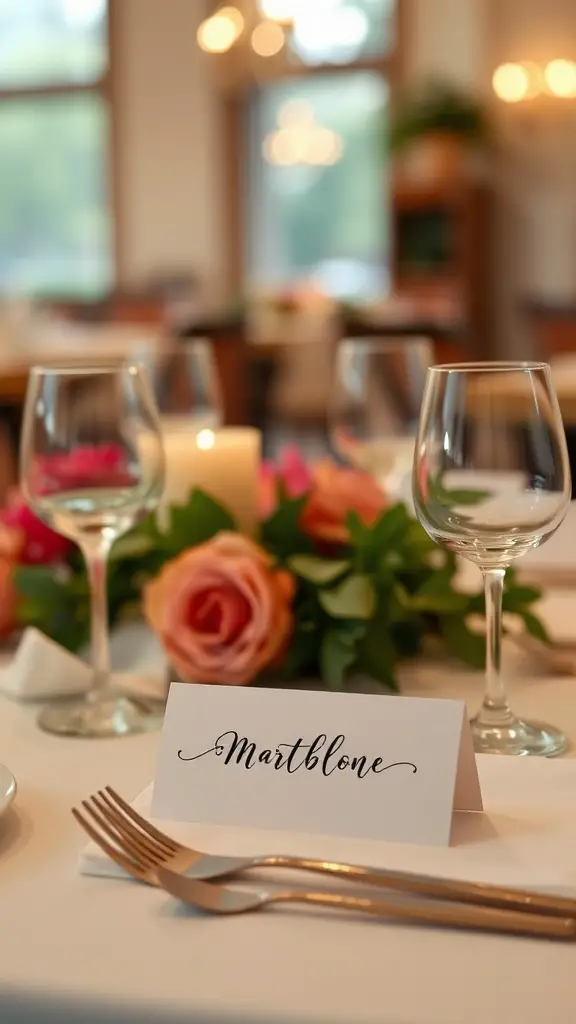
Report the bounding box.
[2,2,576,1024]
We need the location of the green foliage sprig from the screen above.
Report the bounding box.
[14,488,547,692]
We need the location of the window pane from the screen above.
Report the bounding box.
[0,94,112,297]
[287,0,395,66]
[246,72,388,300]
[0,0,107,88]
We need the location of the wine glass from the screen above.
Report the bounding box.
[330,338,432,496]
[133,339,222,525]
[413,361,571,757]
[21,363,165,738]
[138,338,222,430]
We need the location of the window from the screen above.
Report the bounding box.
[0,0,112,298]
[243,0,397,301]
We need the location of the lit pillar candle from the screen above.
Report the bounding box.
[159,423,261,536]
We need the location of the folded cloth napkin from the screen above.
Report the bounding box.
[79,757,576,897]
[0,623,167,701]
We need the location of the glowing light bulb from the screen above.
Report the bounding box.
[251,20,285,57]
[216,6,244,39]
[197,14,237,54]
[308,128,343,166]
[257,0,299,24]
[545,59,576,98]
[492,63,531,103]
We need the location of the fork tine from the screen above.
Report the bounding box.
[82,798,157,871]
[104,786,179,853]
[93,791,168,867]
[72,807,148,882]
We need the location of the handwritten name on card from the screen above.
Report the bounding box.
[152,685,482,847]
[177,731,418,779]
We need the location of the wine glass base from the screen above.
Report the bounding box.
[471,716,567,757]
[37,693,165,738]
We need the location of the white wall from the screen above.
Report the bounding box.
[405,0,489,91]
[114,0,226,295]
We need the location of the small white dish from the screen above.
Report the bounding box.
[0,763,16,818]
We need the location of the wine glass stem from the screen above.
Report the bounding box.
[479,567,513,725]
[84,541,112,701]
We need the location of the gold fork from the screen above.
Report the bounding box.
[155,868,576,941]
[73,786,576,920]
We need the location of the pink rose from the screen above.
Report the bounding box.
[259,446,312,519]
[301,461,387,546]
[144,532,294,686]
[36,444,136,494]
[1,489,72,564]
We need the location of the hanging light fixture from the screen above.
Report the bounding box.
[196,1,300,88]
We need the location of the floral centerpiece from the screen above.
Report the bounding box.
[4,446,546,692]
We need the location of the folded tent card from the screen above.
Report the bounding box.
[153,684,483,847]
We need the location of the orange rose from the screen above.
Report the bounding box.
[301,462,387,546]
[0,524,25,638]
[144,532,294,686]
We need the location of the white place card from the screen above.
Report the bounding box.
[152,684,483,847]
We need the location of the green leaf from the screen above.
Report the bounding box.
[168,488,236,550]
[320,630,357,690]
[14,565,73,602]
[356,621,399,692]
[518,611,550,644]
[319,574,376,620]
[411,574,469,614]
[288,555,350,585]
[439,488,492,505]
[391,620,422,659]
[441,617,485,669]
[261,494,311,559]
[398,520,437,560]
[428,475,492,507]
[345,510,370,547]
[281,627,320,679]
[502,586,541,611]
[110,533,156,561]
[369,503,411,549]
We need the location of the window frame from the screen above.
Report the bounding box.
[0,0,119,298]
[220,0,405,291]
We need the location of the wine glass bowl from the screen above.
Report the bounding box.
[413,362,571,757]
[21,363,165,738]
[330,338,432,496]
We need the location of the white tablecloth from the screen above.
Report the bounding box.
[1,610,576,1023]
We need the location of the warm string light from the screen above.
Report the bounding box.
[197,3,290,58]
[197,7,243,54]
[262,100,344,166]
[196,2,372,64]
[251,19,285,57]
[493,59,576,102]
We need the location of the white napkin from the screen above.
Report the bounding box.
[79,756,576,896]
[0,623,167,701]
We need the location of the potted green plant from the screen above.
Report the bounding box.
[390,81,490,184]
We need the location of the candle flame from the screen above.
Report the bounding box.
[196,429,216,451]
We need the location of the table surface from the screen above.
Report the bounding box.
[1,595,576,1024]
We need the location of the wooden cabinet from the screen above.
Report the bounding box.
[391,183,493,358]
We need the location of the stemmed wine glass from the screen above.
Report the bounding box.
[330,338,432,496]
[413,362,571,756]
[21,363,165,738]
